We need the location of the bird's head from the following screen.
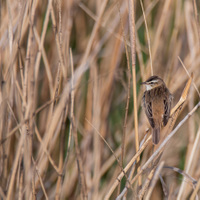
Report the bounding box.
[141,76,165,91]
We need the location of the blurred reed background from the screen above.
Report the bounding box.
[0,0,200,199]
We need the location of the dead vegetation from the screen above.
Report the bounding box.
[0,0,200,199]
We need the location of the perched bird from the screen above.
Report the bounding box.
[141,76,173,144]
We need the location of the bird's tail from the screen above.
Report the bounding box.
[153,127,160,145]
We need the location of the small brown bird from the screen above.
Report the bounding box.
[141,76,173,144]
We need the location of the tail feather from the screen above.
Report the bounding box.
[153,127,160,144]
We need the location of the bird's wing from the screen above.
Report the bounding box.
[163,93,172,126]
[142,92,155,128]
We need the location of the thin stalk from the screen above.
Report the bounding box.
[128,0,141,188]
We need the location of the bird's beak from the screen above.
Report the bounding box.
[140,81,146,85]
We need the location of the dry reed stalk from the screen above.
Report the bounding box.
[33,27,54,97]
[136,0,159,30]
[22,1,37,199]
[138,162,159,200]
[116,2,131,195]
[72,120,88,199]
[104,135,152,199]
[64,50,74,165]
[159,175,168,197]
[79,0,108,66]
[32,158,48,200]
[70,50,87,199]
[99,43,121,140]
[185,2,197,63]
[54,108,66,198]
[193,0,200,47]
[0,187,6,200]
[6,132,25,199]
[79,2,126,44]
[86,117,142,192]
[33,0,62,162]
[145,161,165,199]
[0,99,53,146]
[99,127,148,182]
[91,61,101,199]
[151,0,172,63]
[6,0,13,55]
[190,176,200,200]
[177,57,200,198]
[18,160,23,200]
[99,147,122,176]
[79,0,157,53]
[32,165,36,200]
[50,2,66,79]
[136,34,146,81]
[34,125,60,173]
[163,166,197,186]
[128,0,141,189]
[54,3,68,194]
[34,0,53,85]
[139,0,153,76]
[34,101,70,191]
[99,164,125,200]
[177,32,200,199]
[138,162,157,199]
[36,102,69,181]
[178,127,200,199]
[116,131,150,199]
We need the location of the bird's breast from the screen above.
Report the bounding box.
[151,91,165,123]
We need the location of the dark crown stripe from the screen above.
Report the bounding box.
[146,76,161,82]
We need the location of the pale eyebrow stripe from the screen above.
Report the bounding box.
[151,80,158,83]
